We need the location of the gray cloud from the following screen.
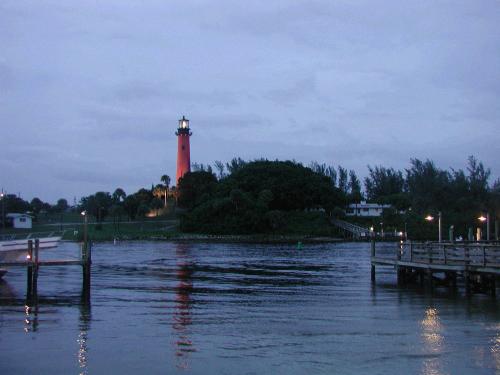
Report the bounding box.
[1,0,499,202]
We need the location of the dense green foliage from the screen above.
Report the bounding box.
[355,156,499,240]
[2,155,498,241]
[179,160,345,234]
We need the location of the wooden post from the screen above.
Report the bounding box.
[32,239,39,298]
[426,269,433,290]
[451,271,457,289]
[397,267,406,285]
[82,241,92,301]
[27,240,33,297]
[409,242,413,262]
[464,271,471,296]
[370,237,375,282]
[491,276,496,297]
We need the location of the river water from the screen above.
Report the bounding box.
[0,241,499,374]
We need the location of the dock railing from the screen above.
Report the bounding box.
[400,241,500,269]
[371,239,499,295]
[372,240,500,273]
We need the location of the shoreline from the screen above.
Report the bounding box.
[84,233,345,244]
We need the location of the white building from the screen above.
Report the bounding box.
[345,201,392,217]
[6,213,33,229]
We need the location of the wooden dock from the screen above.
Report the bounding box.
[371,240,500,295]
[0,239,92,301]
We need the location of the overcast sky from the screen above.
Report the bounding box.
[1,0,499,203]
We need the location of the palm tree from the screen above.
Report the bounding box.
[160,175,170,206]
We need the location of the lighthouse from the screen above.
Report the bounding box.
[175,116,192,185]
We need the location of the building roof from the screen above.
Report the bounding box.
[347,201,392,209]
[6,213,33,219]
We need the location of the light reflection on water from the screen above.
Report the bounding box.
[420,307,446,375]
[173,244,195,370]
[0,241,499,374]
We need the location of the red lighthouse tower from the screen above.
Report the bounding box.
[175,116,192,185]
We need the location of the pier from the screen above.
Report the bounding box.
[371,240,500,295]
[0,239,92,301]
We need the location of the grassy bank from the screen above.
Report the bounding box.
[1,211,343,243]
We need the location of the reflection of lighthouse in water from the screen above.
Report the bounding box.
[172,244,195,369]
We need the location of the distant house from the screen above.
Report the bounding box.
[345,201,392,217]
[6,213,33,229]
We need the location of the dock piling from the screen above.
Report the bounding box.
[27,240,33,298]
[32,239,39,298]
[82,240,92,300]
[370,238,376,282]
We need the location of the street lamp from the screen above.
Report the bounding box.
[81,211,88,246]
[425,211,442,242]
[478,213,490,241]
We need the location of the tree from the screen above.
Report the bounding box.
[180,160,346,234]
[405,159,450,213]
[365,165,405,201]
[177,171,218,209]
[135,188,153,206]
[112,188,126,203]
[137,203,150,218]
[80,192,113,221]
[309,162,337,187]
[348,170,363,202]
[225,157,246,174]
[265,210,286,233]
[337,166,349,195]
[160,175,170,206]
[4,194,31,214]
[151,197,163,216]
[123,195,139,220]
[466,155,490,204]
[55,198,69,212]
[30,198,44,214]
[213,161,226,180]
[109,204,126,231]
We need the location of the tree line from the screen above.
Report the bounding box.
[2,155,497,239]
[0,194,70,217]
[78,175,172,223]
[179,156,499,238]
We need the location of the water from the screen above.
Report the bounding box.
[0,241,499,374]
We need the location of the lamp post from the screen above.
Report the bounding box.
[425,211,442,242]
[478,213,490,241]
[81,211,88,246]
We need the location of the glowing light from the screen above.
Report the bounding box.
[26,254,31,260]
[478,215,487,222]
[425,215,434,221]
[370,226,374,232]
[81,211,87,216]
